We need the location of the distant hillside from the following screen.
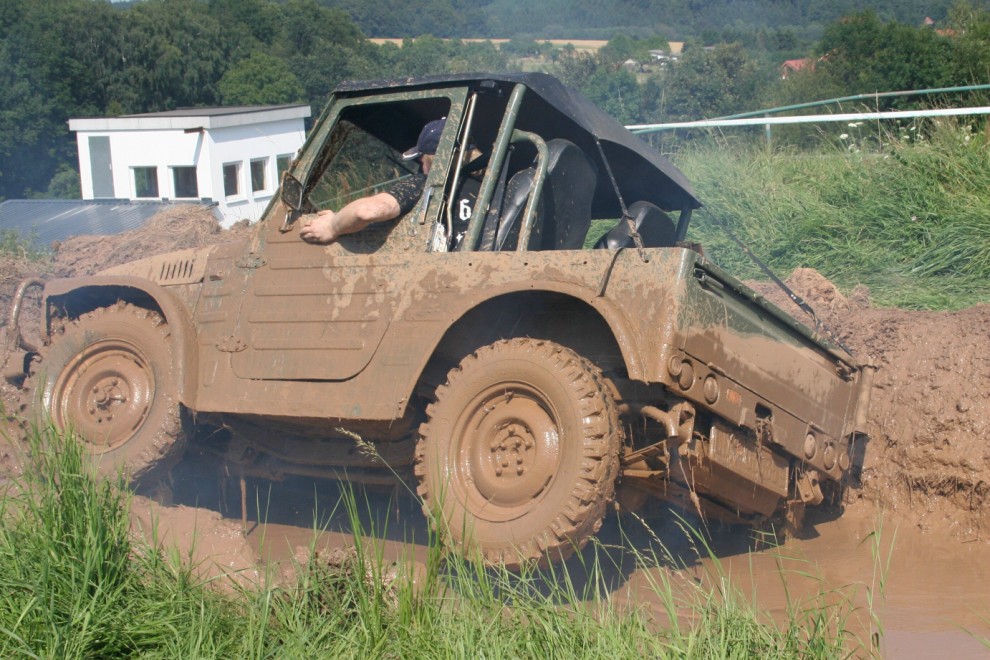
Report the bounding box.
[323,0,980,40]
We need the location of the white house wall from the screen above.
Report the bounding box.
[77,129,206,203]
[206,119,305,225]
[72,107,308,227]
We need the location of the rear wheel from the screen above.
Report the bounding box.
[415,338,621,568]
[23,303,187,486]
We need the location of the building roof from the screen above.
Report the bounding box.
[68,104,311,132]
[0,199,220,249]
[118,104,306,118]
[782,58,812,71]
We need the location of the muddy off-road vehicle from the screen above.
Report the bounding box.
[7,73,874,567]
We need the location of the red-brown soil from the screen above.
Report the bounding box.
[1,209,988,578]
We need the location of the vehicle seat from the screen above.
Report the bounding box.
[593,201,677,250]
[493,167,538,250]
[494,139,598,251]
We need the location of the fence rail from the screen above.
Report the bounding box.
[627,83,990,135]
[627,106,990,134]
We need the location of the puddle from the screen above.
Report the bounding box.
[165,461,990,658]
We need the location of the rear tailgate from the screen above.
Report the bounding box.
[669,257,873,479]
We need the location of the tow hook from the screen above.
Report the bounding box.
[2,278,45,383]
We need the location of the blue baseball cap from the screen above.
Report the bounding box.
[402,118,446,160]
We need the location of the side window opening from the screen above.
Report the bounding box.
[308,98,452,213]
[303,97,453,254]
[308,122,415,211]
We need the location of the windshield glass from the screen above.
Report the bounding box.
[308,120,418,210]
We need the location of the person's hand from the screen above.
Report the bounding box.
[299,210,339,244]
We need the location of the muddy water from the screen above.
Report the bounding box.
[612,511,990,659]
[167,466,990,659]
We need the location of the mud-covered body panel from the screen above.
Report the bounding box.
[181,232,868,488]
[37,227,866,485]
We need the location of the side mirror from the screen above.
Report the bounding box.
[279,173,305,232]
[280,173,305,211]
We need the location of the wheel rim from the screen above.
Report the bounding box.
[51,339,155,454]
[451,382,563,522]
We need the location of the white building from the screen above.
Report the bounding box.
[68,104,311,226]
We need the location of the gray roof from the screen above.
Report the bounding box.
[118,104,308,119]
[0,199,220,249]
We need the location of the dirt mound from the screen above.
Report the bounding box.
[751,268,990,537]
[49,206,253,278]
[0,206,253,315]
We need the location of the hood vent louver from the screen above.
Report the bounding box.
[159,258,197,282]
[99,247,210,285]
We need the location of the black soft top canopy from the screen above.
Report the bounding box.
[333,72,702,216]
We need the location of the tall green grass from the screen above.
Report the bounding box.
[0,426,876,657]
[674,120,990,310]
[0,425,239,657]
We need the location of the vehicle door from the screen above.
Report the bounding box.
[231,88,468,381]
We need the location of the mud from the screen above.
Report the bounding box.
[1,211,989,655]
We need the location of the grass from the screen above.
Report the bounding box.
[670,119,990,310]
[0,229,47,261]
[0,425,886,658]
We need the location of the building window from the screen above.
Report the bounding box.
[133,166,159,198]
[276,154,292,181]
[223,162,240,197]
[250,158,268,193]
[172,166,198,198]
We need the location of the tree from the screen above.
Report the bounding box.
[816,11,955,101]
[947,2,990,93]
[657,42,769,121]
[110,0,227,113]
[43,166,82,200]
[583,69,642,125]
[219,53,306,105]
[0,0,125,199]
[279,0,375,108]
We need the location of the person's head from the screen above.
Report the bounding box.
[403,118,446,173]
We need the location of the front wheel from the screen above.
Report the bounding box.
[23,303,187,486]
[415,338,621,568]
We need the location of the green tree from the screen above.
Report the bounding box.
[816,11,955,101]
[219,53,306,105]
[947,2,990,94]
[584,69,643,125]
[0,0,125,199]
[599,34,640,67]
[109,0,226,113]
[43,166,82,200]
[555,51,610,93]
[657,42,768,121]
[279,0,375,108]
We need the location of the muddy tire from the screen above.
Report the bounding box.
[23,303,187,486]
[415,338,621,568]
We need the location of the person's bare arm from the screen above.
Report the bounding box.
[299,192,401,244]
